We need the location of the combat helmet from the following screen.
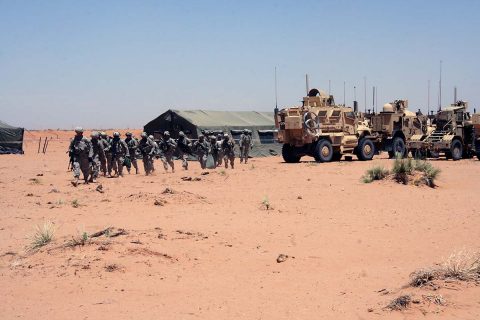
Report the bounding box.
[74,126,84,133]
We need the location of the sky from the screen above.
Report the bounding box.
[1,0,479,129]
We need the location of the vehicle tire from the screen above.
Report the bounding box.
[282,144,301,163]
[450,139,463,161]
[357,138,375,161]
[314,139,333,162]
[388,151,395,159]
[392,137,406,158]
[477,152,480,161]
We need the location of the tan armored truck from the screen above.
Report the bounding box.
[275,88,376,163]
[408,101,476,160]
[369,100,428,158]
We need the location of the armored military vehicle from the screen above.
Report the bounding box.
[408,101,476,160]
[369,100,428,158]
[275,88,377,163]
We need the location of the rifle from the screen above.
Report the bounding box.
[67,150,74,171]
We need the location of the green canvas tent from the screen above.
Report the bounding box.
[144,109,281,157]
[0,120,24,154]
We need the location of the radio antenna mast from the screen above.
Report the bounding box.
[305,74,309,95]
[274,66,278,109]
[364,76,367,113]
[427,80,430,117]
[439,60,442,111]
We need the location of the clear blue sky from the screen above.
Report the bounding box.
[1,0,479,129]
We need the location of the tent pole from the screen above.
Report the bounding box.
[38,137,42,153]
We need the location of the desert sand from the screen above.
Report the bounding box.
[1,130,479,319]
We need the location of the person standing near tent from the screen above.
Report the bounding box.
[138,132,155,175]
[89,131,104,183]
[125,132,139,174]
[216,133,224,166]
[100,132,112,177]
[222,134,235,169]
[239,129,253,164]
[159,131,176,172]
[176,131,192,170]
[110,132,129,177]
[209,134,219,168]
[193,134,210,169]
[68,127,93,186]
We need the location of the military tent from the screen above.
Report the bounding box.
[144,109,281,157]
[0,120,24,154]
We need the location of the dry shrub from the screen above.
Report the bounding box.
[409,249,480,287]
[386,295,411,310]
[29,221,55,250]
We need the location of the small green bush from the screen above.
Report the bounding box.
[362,166,389,183]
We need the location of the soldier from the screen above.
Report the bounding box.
[176,131,192,170]
[89,131,104,183]
[193,134,210,169]
[100,132,112,177]
[110,132,130,177]
[209,134,219,168]
[125,132,139,174]
[159,131,177,172]
[138,132,156,175]
[216,133,224,166]
[239,129,253,164]
[68,127,93,186]
[222,134,235,169]
[149,135,159,172]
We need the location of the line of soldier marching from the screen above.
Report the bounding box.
[68,127,254,186]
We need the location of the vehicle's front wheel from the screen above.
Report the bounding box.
[282,144,301,163]
[450,139,463,161]
[357,138,375,161]
[392,136,406,158]
[314,139,333,162]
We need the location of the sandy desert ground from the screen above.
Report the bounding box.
[1,130,480,320]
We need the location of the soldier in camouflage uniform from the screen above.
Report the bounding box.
[216,133,224,166]
[89,131,104,182]
[176,131,192,170]
[239,129,253,164]
[222,134,235,169]
[193,134,210,169]
[100,132,113,177]
[138,132,155,175]
[159,131,177,172]
[68,127,93,186]
[110,132,130,177]
[209,134,219,169]
[125,132,139,174]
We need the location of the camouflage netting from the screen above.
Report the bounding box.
[0,120,24,154]
[144,109,281,157]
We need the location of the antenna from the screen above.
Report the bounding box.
[354,86,357,101]
[454,86,457,103]
[364,76,367,113]
[427,80,430,117]
[372,86,375,113]
[274,66,278,109]
[305,74,309,95]
[375,86,378,113]
[343,81,346,106]
[439,60,442,111]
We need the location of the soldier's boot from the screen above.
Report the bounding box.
[71,177,79,187]
[135,168,139,174]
